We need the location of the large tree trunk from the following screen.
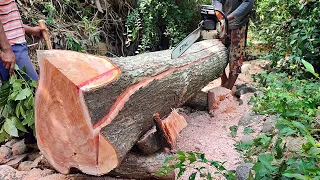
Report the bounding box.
[35,39,227,176]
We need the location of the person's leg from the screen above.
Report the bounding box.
[12,44,38,81]
[221,69,228,87]
[227,25,247,90]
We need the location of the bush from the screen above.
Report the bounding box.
[0,66,37,142]
[252,0,320,74]
[125,0,211,53]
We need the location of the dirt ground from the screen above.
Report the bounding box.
[174,59,268,179]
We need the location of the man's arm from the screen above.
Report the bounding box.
[0,21,15,74]
[229,0,255,22]
[212,0,223,11]
[23,24,47,38]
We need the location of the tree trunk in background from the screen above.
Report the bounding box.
[35,39,228,176]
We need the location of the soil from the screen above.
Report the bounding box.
[174,59,268,179]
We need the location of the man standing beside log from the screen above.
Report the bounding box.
[213,0,254,90]
[0,0,46,81]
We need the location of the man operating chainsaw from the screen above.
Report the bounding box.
[213,0,254,90]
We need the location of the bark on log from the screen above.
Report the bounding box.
[35,39,227,176]
[136,126,162,155]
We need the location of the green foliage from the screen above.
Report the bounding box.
[252,0,320,74]
[252,73,320,137]
[0,66,37,142]
[158,151,236,180]
[244,127,255,135]
[243,72,320,179]
[229,125,238,138]
[125,0,211,53]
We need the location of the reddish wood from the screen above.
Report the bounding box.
[154,110,188,149]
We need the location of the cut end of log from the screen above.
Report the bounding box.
[35,50,121,175]
[154,110,188,149]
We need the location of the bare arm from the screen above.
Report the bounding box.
[0,21,15,74]
[23,24,47,38]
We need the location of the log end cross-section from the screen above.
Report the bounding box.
[35,39,228,176]
[35,51,121,175]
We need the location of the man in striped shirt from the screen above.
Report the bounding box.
[0,0,46,81]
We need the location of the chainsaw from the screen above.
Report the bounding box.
[171,5,229,59]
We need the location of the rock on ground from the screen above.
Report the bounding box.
[261,116,277,133]
[0,146,12,164]
[236,163,254,180]
[12,140,28,155]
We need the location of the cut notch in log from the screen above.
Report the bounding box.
[154,110,188,149]
[35,39,228,176]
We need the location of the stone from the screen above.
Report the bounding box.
[33,155,54,169]
[261,116,277,133]
[238,111,266,127]
[283,137,308,152]
[4,154,28,169]
[4,139,19,148]
[12,140,27,155]
[236,163,254,180]
[27,151,41,161]
[0,165,57,180]
[240,135,254,143]
[234,86,256,99]
[0,165,27,179]
[18,161,35,171]
[22,168,54,180]
[0,146,12,164]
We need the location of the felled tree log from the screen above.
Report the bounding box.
[35,39,227,176]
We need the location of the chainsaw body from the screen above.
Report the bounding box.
[171,5,229,59]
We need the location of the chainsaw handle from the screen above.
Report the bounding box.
[214,9,229,35]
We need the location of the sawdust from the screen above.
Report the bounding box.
[174,59,267,179]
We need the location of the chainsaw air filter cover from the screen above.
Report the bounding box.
[201,5,219,31]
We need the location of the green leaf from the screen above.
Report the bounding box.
[176,151,185,157]
[15,103,21,118]
[26,110,34,126]
[189,172,197,180]
[15,88,32,101]
[177,168,186,178]
[243,127,254,134]
[11,117,27,132]
[31,81,38,88]
[305,135,316,146]
[283,173,309,180]
[302,60,319,77]
[229,125,238,138]
[279,127,296,136]
[20,105,26,118]
[4,119,18,137]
